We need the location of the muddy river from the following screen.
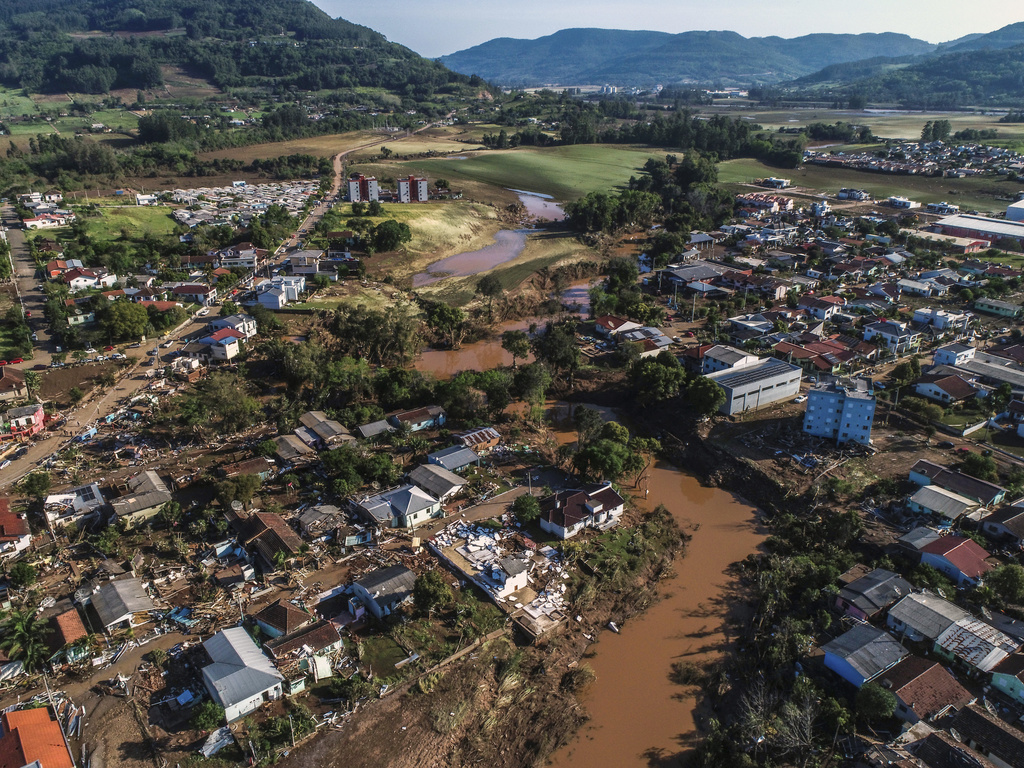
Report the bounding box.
[509,189,565,222]
[547,406,764,768]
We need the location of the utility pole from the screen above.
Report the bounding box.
[289,713,295,747]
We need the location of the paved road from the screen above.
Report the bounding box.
[2,204,54,367]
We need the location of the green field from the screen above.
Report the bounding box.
[81,205,179,242]
[706,106,1024,142]
[393,144,663,202]
[718,157,1019,214]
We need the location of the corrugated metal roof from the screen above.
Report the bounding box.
[936,618,1017,672]
[93,578,154,629]
[889,593,970,640]
[821,624,908,681]
[202,627,283,709]
[909,485,977,519]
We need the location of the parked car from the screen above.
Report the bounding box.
[161,340,173,348]
[104,345,114,352]
[793,395,808,403]
[10,358,22,364]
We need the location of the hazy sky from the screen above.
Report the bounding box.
[315,0,1024,58]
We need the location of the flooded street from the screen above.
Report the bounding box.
[413,229,530,287]
[546,406,764,768]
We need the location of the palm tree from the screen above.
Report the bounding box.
[0,608,52,671]
[23,371,40,400]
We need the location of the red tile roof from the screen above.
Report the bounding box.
[0,708,73,768]
[51,607,87,649]
[880,656,972,720]
[253,598,312,636]
[0,499,29,543]
[921,536,993,579]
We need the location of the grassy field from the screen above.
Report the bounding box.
[387,144,663,202]
[707,106,1024,142]
[198,130,389,162]
[80,205,179,242]
[718,157,1019,213]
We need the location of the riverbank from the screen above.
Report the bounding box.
[275,506,689,768]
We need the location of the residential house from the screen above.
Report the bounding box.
[914,309,972,336]
[835,568,912,621]
[218,242,269,270]
[354,485,441,529]
[705,358,803,415]
[407,464,467,504]
[220,457,275,482]
[427,445,479,473]
[974,298,1023,318]
[990,654,1024,705]
[700,344,761,374]
[256,287,288,309]
[0,707,74,768]
[863,320,922,355]
[803,380,876,445]
[538,483,626,540]
[252,598,312,639]
[981,505,1024,547]
[297,411,353,448]
[2,404,45,440]
[0,368,26,402]
[43,482,105,529]
[349,565,416,620]
[935,617,1017,673]
[63,267,116,292]
[171,284,217,306]
[45,601,89,669]
[821,624,909,687]
[594,315,642,338]
[934,343,977,367]
[898,526,942,559]
[110,471,172,529]
[619,326,673,357]
[355,420,395,440]
[907,485,981,523]
[208,314,258,340]
[906,732,999,768]
[457,427,501,454]
[914,374,981,404]
[946,704,1024,768]
[201,627,284,723]
[920,536,993,586]
[388,405,446,432]
[876,656,972,723]
[887,592,971,643]
[90,578,155,632]
[798,295,844,321]
[909,460,1006,506]
[0,499,31,559]
[238,512,304,570]
[192,328,246,361]
[272,434,317,466]
[264,619,344,661]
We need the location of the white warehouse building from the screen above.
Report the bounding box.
[803,380,876,445]
[705,358,802,416]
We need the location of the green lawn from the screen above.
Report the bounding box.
[82,205,179,242]
[361,636,408,677]
[394,144,664,202]
[0,87,39,119]
[718,157,1018,214]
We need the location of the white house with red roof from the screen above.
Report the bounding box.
[920,536,993,586]
[594,315,642,338]
[63,267,117,292]
[199,328,246,360]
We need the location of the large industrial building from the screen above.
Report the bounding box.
[932,213,1024,248]
[705,358,802,416]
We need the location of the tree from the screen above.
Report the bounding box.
[8,561,36,588]
[631,353,687,404]
[372,219,411,252]
[855,682,896,724]
[531,323,581,386]
[476,274,504,322]
[413,569,452,615]
[218,474,261,509]
[158,500,183,527]
[687,377,725,417]
[23,371,40,399]
[98,300,149,341]
[69,387,84,404]
[0,607,52,671]
[501,330,530,369]
[573,406,604,446]
[19,471,50,500]
[960,452,997,482]
[987,563,1024,604]
[511,493,541,524]
[191,700,225,731]
[427,302,468,349]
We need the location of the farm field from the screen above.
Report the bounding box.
[707,106,1024,142]
[386,144,663,202]
[718,157,1019,213]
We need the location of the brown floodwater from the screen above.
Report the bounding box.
[509,189,566,222]
[412,229,530,287]
[546,409,765,768]
[414,321,535,378]
[561,280,595,315]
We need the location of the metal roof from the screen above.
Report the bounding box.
[428,445,479,471]
[202,627,283,709]
[407,464,466,499]
[909,485,977,519]
[705,357,801,389]
[821,624,908,681]
[936,618,1016,672]
[838,569,912,616]
[889,593,970,641]
[93,578,154,629]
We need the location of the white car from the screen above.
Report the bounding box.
[197,308,210,317]
[793,395,808,403]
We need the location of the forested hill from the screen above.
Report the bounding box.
[792,45,1024,109]
[0,0,476,94]
[439,28,936,87]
